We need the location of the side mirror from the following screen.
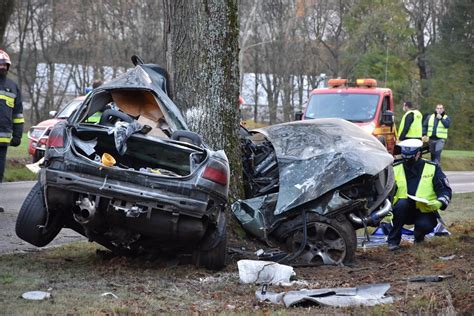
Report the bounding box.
[49,110,57,118]
[381,111,394,126]
[294,111,303,121]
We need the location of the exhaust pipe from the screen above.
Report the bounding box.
[348,199,392,226]
[74,197,96,224]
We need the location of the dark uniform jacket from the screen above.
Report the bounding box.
[0,76,24,146]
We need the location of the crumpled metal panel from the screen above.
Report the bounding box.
[94,65,189,131]
[231,190,358,240]
[252,118,393,215]
[256,283,394,307]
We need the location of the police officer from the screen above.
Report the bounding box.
[398,101,423,141]
[423,104,450,165]
[387,139,452,251]
[0,49,24,211]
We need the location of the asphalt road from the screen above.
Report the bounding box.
[0,171,472,254]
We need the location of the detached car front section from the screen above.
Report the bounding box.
[233,119,394,265]
[16,63,230,270]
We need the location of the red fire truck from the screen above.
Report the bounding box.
[297,78,397,154]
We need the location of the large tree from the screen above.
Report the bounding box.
[163,0,243,198]
[0,0,15,46]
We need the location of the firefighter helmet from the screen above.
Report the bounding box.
[0,49,11,70]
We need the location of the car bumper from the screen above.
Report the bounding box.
[42,168,216,219]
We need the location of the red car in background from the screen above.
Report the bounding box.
[28,96,85,162]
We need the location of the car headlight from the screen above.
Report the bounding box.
[29,128,46,140]
[360,122,376,135]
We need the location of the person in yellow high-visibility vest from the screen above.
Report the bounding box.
[422,104,450,165]
[398,101,423,141]
[387,139,452,251]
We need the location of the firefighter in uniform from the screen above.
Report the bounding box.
[423,104,450,165]
[0,49,24,211]
[387,139,452,251]
[398,101,422,141]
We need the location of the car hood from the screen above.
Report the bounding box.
[251,118,393,215]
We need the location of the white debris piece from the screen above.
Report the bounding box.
[237,260,295,285]
[21,291,51,300]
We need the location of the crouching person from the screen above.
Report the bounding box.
[387,139,452,251]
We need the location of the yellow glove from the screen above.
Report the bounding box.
[422,135,429,143]
[425,200,442,211]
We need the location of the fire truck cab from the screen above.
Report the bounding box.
[298,78,397,154]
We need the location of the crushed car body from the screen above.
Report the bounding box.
[233,119,394,265]
[16,60,230,270]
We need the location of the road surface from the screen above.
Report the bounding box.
[0,181,85,254]
[1,171,473,254]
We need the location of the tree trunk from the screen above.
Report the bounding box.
[0,0,15,46]
[163,0,243,201]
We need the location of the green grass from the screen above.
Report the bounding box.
[443,150,474,158]
[441,192,474,225]
[5,133,30,159]
[4,133,37,181]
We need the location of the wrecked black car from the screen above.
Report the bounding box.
[16,60,230,269]
[233,119,394,265]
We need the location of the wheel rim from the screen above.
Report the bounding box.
[287,222,347,265]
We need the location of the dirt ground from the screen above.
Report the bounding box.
[1,191,472,314]
[0,220,472,314]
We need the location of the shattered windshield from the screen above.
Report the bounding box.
[305,93,379,123]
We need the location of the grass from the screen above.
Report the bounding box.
[443,150,474,158]
[425,150,474,171]
[440,192,474,225]
[5,133,30,159]
[4,133,37,182]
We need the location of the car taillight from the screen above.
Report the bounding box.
[203,160,229,186]
[47,125,65,148]
[29,128,45,140]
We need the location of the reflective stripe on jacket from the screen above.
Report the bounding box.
[427,114,448,139]
[0,77,24,146]
[393,161,438,212]
[399,110,422,138]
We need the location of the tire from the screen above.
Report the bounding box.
[32,150,44,163]
[275,213,357,265]
[15,182,63,247]
[194,212,227,270]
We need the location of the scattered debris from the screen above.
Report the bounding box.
[21,291,51,300]
[237,260,295,285]
[438,255,456,261]
[408,275,454,282]
[257,283,393,307]
[25,157,44,174]
[100,292,118,299]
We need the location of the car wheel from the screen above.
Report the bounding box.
[194,212,227,270]
[32,150,44,163]
[15,182,64,247]
[277,213,356,265]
